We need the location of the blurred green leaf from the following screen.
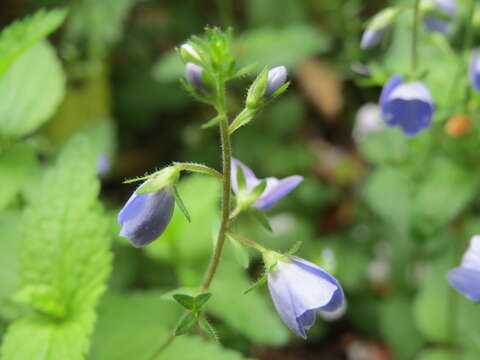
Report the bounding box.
[357,128,409,164]
[0,143,37,211]
[175,312,197,336]
[416,349,459,360]
[1,135,112,359]
[0,9,66,76]
[227,235,250,269]
[381,297,424,359]
[173,294,195,310]
[362,166,411,232]
[0,212,20,315]
[0,41,65,139]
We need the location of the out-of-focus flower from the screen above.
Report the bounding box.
[353,103,385,140]
[185,62,205,92]
[351,62,371,77]
[267,256,346,338]
[360,28,389,50]
[96,153,111,179]
[118,183,175,248]
[265,66,287,97]
[379,74,435,136]
[231,158,303,210]
[447,236,480,301]
[423,0,456,34]
[470,48,480,93]
[444,114,471,137]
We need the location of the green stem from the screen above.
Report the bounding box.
[227,232,267,253]
[174,162,223,180]
[411,0,421,79]
[147,74,232,360]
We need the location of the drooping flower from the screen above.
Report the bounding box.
[447,236,480,301]
[423,0,456,34]
[185,62,205,92]
[231,158,303,210]
[470,48,480,93]
[118,183,175,248]
[360,28,389,50]
[267,256,346,338]
[265,66,288,97]
[379,74,435,136]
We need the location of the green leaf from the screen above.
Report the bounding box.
[201,115,222,129]
[0,41,65,139]
[173,294,195,310]
[0,143,37,211]
[0,135,113,360]
[175,312,198,336]
[416,349,459,360]
[173,186,191,222]
[198,316,218,342]
[0,9,66,76]
[194,293,212,309]
[249,208,273,232]
[362,166,411,233]
[0,212,20,315]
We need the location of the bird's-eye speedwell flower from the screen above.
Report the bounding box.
[231,158,303,210]
[267,256,346,338]
[118,182,175,248]
[422,0,456,34]
[447,236,480,301]
[470,48,480,93]
[379,74,435,136]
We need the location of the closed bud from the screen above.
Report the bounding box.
[444,114,471,137]
[360,7,399,49]
[185,62,205,92]
[180,43,200,62]
[265,66,287,97]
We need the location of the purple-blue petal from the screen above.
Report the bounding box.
[360,28,389,50]
[383,99,433,136]
[447,267,480,302]
[470,49,480,93]
[424,16,450,34]
[185,62,204,92]
[254,176,303,210]
[379,74,403,113]
[231,158,259,194]
[118,187,175,247]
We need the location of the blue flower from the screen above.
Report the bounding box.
[447,236,480,301]
[267,256,346,339]
[265,66,287,97]
[470,48,480,93]
[185,62,205,92]
[379,74,435,136]
[423,0,456,34]
[360,28,389,50]
[118,183,175,248]
[231,159,303,210]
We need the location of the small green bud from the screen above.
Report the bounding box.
[367,7,400,31]
[246,68,269,109]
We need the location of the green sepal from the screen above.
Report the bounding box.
[249,208,272,232]
[246,67,269,109]
[269,81,290,100]
[199,316,219,342]
[194,292,212,309]
[227,234,250,269]
[175,312,198,336]
[173,186,191,222]
[284,241,303,257]
[244,274,268,295]
[236,163,247,193]
[228,108,256,135]
[123,174,153,184]
[136,166,180,195]
[173,294,195,310]
[250,180,267,199]
[232,62,258,79]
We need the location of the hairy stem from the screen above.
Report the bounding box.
[147,74,231,360]
[411,0,420,79]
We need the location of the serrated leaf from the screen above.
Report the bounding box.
[175,312,198,336]
[173,294,195,310]
[0,41,65,139]
[249,208,272,232]
[0,9,66,76]
[0,135,113,360]
[194,293,212,309]
[198,316,219,342]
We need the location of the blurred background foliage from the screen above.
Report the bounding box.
[1,0,480,359]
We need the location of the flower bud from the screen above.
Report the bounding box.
[264,66,287,97]
[185,62,205,92]
[360,7,399,49]
[180,43,200,61]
